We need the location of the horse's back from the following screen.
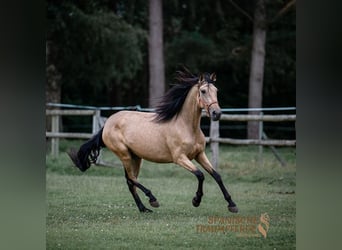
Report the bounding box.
[102,111,173,163]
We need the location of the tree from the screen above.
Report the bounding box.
[247,0,267,139]
[46,41,61,131]
[148,0,165,108]
[46,1,147,107]
[46,41,61,106]
[247,0,296,139]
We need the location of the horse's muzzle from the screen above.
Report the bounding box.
[211,109,221,121]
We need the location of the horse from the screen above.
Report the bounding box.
[68,70,238,213]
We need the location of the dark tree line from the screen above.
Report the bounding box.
[46,0,295,137]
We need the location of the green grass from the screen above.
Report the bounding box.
[46,140,296,249]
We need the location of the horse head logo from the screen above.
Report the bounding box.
[257,213,270,238]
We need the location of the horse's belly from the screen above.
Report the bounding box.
[126,131,173,163]
[121,118,173,162]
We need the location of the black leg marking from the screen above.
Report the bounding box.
[124,171,152,212]
[134,182,159,208]
[124,170,159,210]
[211,170,238,213]
[126,178,152,212]
[192,169,205,207]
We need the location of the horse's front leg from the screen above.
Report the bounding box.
[176,155,205,207]
[195,152,238,213]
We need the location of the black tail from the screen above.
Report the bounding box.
[67,128,106,172]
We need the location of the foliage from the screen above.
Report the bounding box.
[46,0,295,108]
[165,31,217,75]
[47,1,147,105]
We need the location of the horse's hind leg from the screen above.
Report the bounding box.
[122,153,159,212]
[124,170,152,213]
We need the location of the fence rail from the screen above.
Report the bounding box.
[46,109,103,156]
[46,110,96,116]
[206,137,295,146]
[46,105,296,168]
[46,132,93,139]
[220,114,296,122]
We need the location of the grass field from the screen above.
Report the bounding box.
[46,140,296,249]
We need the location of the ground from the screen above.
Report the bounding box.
[46,140,296,249]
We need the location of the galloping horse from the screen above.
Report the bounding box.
[68,70,238,213]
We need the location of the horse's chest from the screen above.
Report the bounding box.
[168,131,205,160]
[188,145,202,159]
[182,140,204,160]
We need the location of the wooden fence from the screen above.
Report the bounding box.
[46,109,104,156]
[46,109,296,168]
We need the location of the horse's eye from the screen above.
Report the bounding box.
[200,89,206,94]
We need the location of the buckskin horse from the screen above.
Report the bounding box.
[68,70,238,213]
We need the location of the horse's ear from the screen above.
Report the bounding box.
[210,73,216,82]
[198,74,204,84]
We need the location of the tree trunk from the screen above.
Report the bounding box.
[46,41,62,131]
[148,0,165,108]
[247,0,267,139]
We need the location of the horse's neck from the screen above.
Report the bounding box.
[177,86,202,130]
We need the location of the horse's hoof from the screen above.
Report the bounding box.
[192,197,201,207]
[228,206,238,213]
[150,200,160,208]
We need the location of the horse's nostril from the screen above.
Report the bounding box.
[216,111,221,119]
[211,110,221,121]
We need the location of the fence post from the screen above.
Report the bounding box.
[92,109,101,134]
[51,114,59,157]
[210,119,220,170]
[258,112,263,165]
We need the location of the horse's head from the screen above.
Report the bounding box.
[197,73,221,121]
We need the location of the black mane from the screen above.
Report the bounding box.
[153,70,199,123]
